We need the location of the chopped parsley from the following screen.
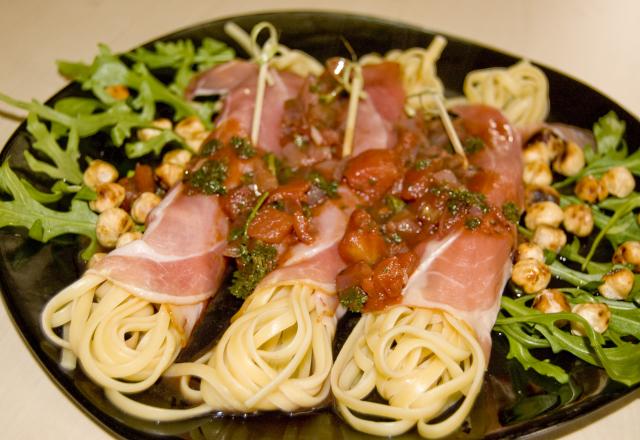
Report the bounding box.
[384,195,406,215]
[445,188,489,215]
[502,201,521,224]
[309,171,338,198]
[385,232,403,244]
[272,199,285,211]
[230,136,256,159]
[293,134,309,149]
[463,136,484,154]
[200,138,222,156]
[301,203,312,218]
[229,241,277,299]
[414,159,430,170]
[228,192,277,299]
[186,159,227,195]
[339,286,368,313]
[241,172,254,185]
[263,153,292,184]
[465,216,482,230]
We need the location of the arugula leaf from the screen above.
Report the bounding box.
[593,111,626,160]
[609,308,640,338]
[560,194,640,251]
[0,176,83,205]
[24,113,83,184]
[501,329,570,383]
[125,129,181,158]
[0,92,149,146]
[548,260,602,288]
[582,195,640,268]
[125,38,234,93]
[554,112,636,188]
[194,38,236,71]
[0,161,97,260]
[497,296,640,386]
[559,238,612,275]
[58,44,215,125]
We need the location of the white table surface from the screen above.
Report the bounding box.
[0,1,638,439]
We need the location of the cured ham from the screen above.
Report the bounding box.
[90,183,229,306]
[186,60,305,153]
[401,105,524,356]
[282,60,406,161]
[351,62,406,156]
[258,200,349,299]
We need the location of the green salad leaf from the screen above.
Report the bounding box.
[125,37,234,93]
[24,113,83,184]
[58,44,215,124]
[555,112,640,188]
[496,296,640,386]
[0,161,97,260]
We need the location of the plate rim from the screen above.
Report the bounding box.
[0,9,638,440]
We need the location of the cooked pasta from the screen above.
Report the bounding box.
[105,281,337,420]
[224,21,323,77]
[41,274,182,393]
[361,35,447,116]
[331,307,485,438]
[463,60,549,126]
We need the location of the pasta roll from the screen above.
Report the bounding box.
[463,60,549,126]
[331,307,484,438]
[42,275,182,393]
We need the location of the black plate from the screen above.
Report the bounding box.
[1,10,638,440]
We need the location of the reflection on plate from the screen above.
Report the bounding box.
[0,11,638,440]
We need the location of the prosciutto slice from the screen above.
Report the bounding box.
[401,105,524,357]
[186,60,305,153]
[351,62,405,156]
[89,184,229,306]
[258,201,349,299]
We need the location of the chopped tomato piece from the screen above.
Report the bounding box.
[401,168,434,200]
[344,149,399,201]
[363,252,418,312]
[292,210,314,244]
[268,179,310,205]
[336,261,373,292]
[221,186,257,220]
[338,209,388,265]
[247,207,294,244]
[134,163,156,194]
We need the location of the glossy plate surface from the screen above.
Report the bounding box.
[0,10,638,440]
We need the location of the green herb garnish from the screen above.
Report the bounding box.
[463,136,484,154]
[293,134,309,149]
[230,136,256,159]
[229,241,277,299]
[384,195,406,215]
[309,171,338,198]
[502,201,521,224]
[229,192,276,299]
[186,159,227,195]
[339,286,368,312]
[465,216,481,230]
[446,188,489,215]
[414,159,430,170]
[201,138,222,156]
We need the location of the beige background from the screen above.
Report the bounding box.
[0,0,638,439]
